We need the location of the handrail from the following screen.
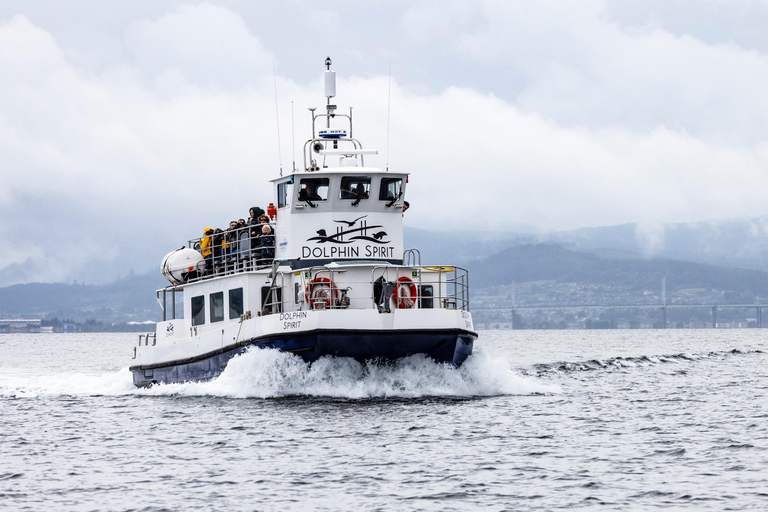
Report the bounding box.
[303,137,363,171]
[184,223,277,284]
[403,248,421,266]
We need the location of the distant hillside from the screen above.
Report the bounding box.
[406,216,768,273]
[0,272,168,322]
[4,241,768,324]
[466,243,768,298]
[404,227,535,266]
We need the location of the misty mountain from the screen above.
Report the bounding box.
[0,272,168,323]
[466,243,768,299]
[406,216,768,273]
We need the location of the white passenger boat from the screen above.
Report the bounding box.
[130,58,477,387]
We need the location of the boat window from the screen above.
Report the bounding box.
[191,295,205,326]
[419,285,434,309]
[339,176,371,203]
[210,292,224,323]
[278,182,292,208]
[229,288,243,319]
[294,283,300,304]
[298,178,329,204]
[379,177,403,202]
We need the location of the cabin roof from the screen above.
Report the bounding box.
[270,167,408,182]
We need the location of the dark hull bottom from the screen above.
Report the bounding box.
[131,330,476,387]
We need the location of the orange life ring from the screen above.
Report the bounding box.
[305,277,340,309]
[392,276,417,309]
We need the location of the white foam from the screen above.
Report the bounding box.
[0,368,136,398]
[0,348,560,399]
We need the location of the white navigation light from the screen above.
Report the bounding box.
[324,70,336,98]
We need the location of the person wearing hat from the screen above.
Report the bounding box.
[249,206,264,224]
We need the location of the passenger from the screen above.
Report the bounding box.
[402,200,409,212]
[212,228,225,269]
[298,181,321,201]
[225,220,238,270]
[201,227,214,273]
[259,224,275,264]
[249,217,268,263]
[249,206,264,224]
[354,183,368,199]
[238,219,250,269]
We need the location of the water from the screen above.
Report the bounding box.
[1,330,767,510]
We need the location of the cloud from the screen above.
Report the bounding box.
[1,3,768,285]
[403,1,768,144]
[126,3,272,91]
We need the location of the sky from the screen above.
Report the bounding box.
[2,0,768,285]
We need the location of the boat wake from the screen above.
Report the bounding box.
[528,348,763,376]
[0,347,559,399]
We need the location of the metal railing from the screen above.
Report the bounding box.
[186,224,277,283]
[138,332,156,346]
[264,264,471,313]
[370,265,470,312]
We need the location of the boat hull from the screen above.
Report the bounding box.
[130,329,476,387]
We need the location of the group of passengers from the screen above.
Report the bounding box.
[199,206,275,274]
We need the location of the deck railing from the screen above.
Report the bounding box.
[186,224,277,283]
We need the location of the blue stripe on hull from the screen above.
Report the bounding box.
[132,331,475,387]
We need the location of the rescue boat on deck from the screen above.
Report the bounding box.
[130,58,477,387]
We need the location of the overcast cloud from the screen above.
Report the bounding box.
[2,1,768,285]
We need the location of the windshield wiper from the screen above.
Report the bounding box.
[352,191,368,207]
[386,191,402,208]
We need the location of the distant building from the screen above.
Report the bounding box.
[62,323,76,333]
[0,319,42,333]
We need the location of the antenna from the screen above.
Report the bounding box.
[324,56,336,130]
[386,59,392,172]
[291,100,296,172]
[273,60,283,176]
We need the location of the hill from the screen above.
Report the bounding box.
[0,272,168,323]
[467,244,768,296]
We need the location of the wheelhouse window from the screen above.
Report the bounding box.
[191,295,205,326]
[298,178,329,203]
[379,177,403,202]
[339,176,371,203]
[229,288,243,319]
[210,292,224,323]
[278,182,292,208]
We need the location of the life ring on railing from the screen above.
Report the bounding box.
[392,276,418,309]
[305,277,340,310]
[422,266,455,272]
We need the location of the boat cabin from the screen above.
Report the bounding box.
[272,168,407,267]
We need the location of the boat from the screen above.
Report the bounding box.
[130,58,477,387]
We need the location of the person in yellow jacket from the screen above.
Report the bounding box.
[201,228,214,273]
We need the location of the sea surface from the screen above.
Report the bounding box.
[1,330,767,511]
